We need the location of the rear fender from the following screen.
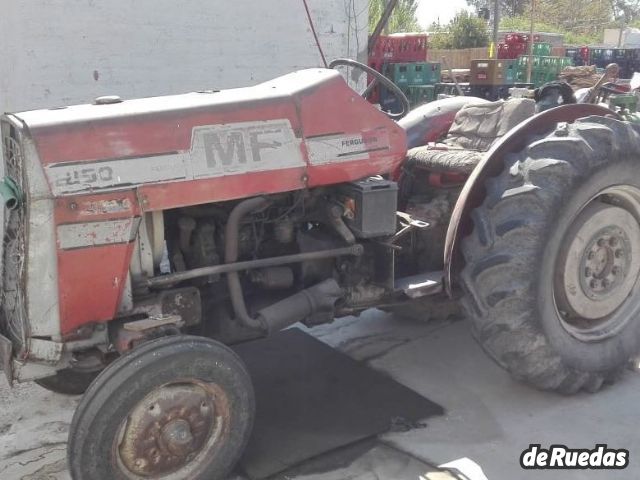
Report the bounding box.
[443,103,619,294]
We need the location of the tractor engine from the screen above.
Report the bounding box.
[152,179,400,345]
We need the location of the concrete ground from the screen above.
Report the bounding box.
[1,308,639,480]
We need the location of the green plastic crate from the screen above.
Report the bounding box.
[516,67,558,86]
[516,55,565,81]
[406,85,435,106]
[533,42,552,56]
[530,70,558,87]
[410,62,441,85]
[517,55,543,69]
[559,57,573,69]
[386,63,410,87]
[504,61,517,84]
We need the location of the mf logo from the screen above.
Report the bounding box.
[190,120,305,178]
[201,128,282,168]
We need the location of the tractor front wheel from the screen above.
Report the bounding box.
[461,117,640,393]
[67,335,254,480]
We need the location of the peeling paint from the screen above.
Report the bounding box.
[57,218,141,249]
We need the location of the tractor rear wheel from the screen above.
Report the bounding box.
[68,335,254,480]
[461,117,640,393]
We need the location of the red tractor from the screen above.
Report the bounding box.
[1,60,638,479]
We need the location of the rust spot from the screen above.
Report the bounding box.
[116,381,230,477]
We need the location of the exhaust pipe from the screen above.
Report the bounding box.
[225,197,344,333]
[256,279,343,334]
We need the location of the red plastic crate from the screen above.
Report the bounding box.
[580,46,590,62]
[505,33,526,44]
[370,34,428,63]
[498,43,512,59]
[504,33,541,45]
[498,42,527,59]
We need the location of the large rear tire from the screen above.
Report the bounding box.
[461,116,640,393]
[68,335,254,479]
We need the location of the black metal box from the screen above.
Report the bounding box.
[340,178,398,238]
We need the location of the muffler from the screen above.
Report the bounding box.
[256,279,342,334]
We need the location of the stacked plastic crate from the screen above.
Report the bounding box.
[590,48,640,78]
[384,61,442,107]
[562,47,640,78]
[468,59,520,100]
[497,33,538,60]
[564,47,589,66]
[367,33,441,111]
[515,43,572,87]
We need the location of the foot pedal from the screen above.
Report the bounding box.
[395,271,443,299]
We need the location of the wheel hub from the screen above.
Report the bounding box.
[556,201,640,324]
[581,228,629,298]
[117,383,221,477]
[161,419,196,457]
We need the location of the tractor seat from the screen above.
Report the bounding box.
[405,98,536,174]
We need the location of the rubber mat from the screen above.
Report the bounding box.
[233,328,444,479]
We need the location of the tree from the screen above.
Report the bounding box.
[500,17,594,45]
[368,0,421,33]
[614,0,640,23]
[495,0,619,45]
[429,11,490,49]
[466,0,529,18]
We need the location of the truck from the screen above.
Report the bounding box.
[1,59,638,479]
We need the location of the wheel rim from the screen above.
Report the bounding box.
[554,186,640,341]
[114,379,230,479]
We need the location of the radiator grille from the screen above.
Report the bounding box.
[1,121,28,352]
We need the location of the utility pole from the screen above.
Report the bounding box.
[493,0,500,53]
[526,0,535,83]
[618,12,626,48]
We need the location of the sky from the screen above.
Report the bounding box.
[415,0,473,28]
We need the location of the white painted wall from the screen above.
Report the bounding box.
[0,0,368,112]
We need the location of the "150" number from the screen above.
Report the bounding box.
[55,166,114,187]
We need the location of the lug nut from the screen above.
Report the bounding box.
[609,236,619,247]
[602,278,610,288]
[590,279,598,289]
[585,267,592,277]
[597,238,606,247]
[615,249,623,258]
[612,266,620,275]
[588,251,596,260]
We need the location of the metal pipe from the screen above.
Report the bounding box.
[441,56,463,97]
[142,244,364,288]
[223,197,271,330]
[257,279,343,334]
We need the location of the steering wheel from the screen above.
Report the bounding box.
[329,58,410,120]
[582,63,619,104]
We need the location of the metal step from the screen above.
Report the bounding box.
[394,271,443,299]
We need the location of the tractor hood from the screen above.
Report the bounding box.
[8,69,407,208]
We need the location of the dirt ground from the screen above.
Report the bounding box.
[1,309,639,480]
